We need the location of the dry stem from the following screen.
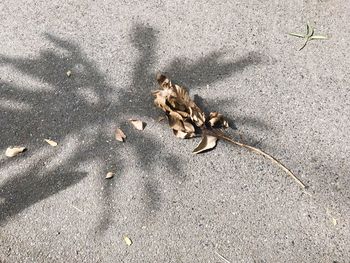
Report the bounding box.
[209,129,306,189]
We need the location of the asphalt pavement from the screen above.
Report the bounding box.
[0,0,349,262]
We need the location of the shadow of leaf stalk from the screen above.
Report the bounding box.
[153,74,306,189]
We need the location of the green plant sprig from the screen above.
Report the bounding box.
[289,23,328,50]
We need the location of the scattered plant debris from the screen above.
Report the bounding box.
[115,128,126,142]
[153,73,306,188]
[123,236,132,246]
[332,217,337,226]
[44,139,58,147]
[326,208,338,226]
[129,119,144,130]
[289,22,327,50]
[105,172,115,179]
[5,146,26,157]
[192,134,217,154]
[157,116,166,122]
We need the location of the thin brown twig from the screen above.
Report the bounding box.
[209,129,306,189]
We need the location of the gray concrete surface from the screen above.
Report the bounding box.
[1,0,350,262]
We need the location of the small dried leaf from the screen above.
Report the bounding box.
[183,121,195,133]
[153,90,172,112]
[5,146,26,157]
[189,107,205,127]
[115,128,126,142]
[193,135,217,154]
[129,119,144,130]
[123,236,132,246]
[66,70,72,77]
[44,139,58,147]
[209,112,219,118]
[209,112,229,128]
[174,84,191,104]
[177,111,189,118]
[173,130,195,139]
[174,130,188,139]
[168,111,184,131]
[156,73,168,86]
[157,116,166,122]
[105,172,114,179]
[154,74,206,128]
[332,218,337,226]
[209,117,219,127]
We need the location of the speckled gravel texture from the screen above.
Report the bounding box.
[1,1,349,262]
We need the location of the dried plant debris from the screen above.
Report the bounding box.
[123,236,132,246]
[193,135,218,154]
[289,22,328,50]
[332,217,337,226]
[209,112,229,128]
[153,73,221,140]
[44,139,58,147]
[326,209,338,226]
[157,116,166,122]
[129,119,144,130]
[153,73,306,188]
[5,146,26,157]
[105,172,115,179]
[115,128,126,142]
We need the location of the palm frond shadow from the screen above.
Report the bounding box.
[164,50,263,88]
[193,94,272,146]
[0,23,266,230]
[0,171,87,223]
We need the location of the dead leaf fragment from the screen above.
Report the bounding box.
[44,139,58,147]
[153,90,172,112]
[105,172,114,179]
[5,146,26,157]
[183,121,195,133]
[66,70,72,77]
[178,111,189,118]
[123,236,132,246]
[154,73,206,128]
[174,129,195,139]
[209,112,229,128]
[115,128,126,142]
[332,217,337,226]
[157,116,165,122]
[129,119,144,130]
[193,135,217,154]
[168,111,185,131]
[326,209,338,226]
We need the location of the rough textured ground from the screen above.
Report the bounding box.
[1,0,349,262]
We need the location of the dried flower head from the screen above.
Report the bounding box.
[153,73,228,140]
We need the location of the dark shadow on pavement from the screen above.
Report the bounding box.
[0,172,86,224]
[0,23,269,229]
[164,51,262,89]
